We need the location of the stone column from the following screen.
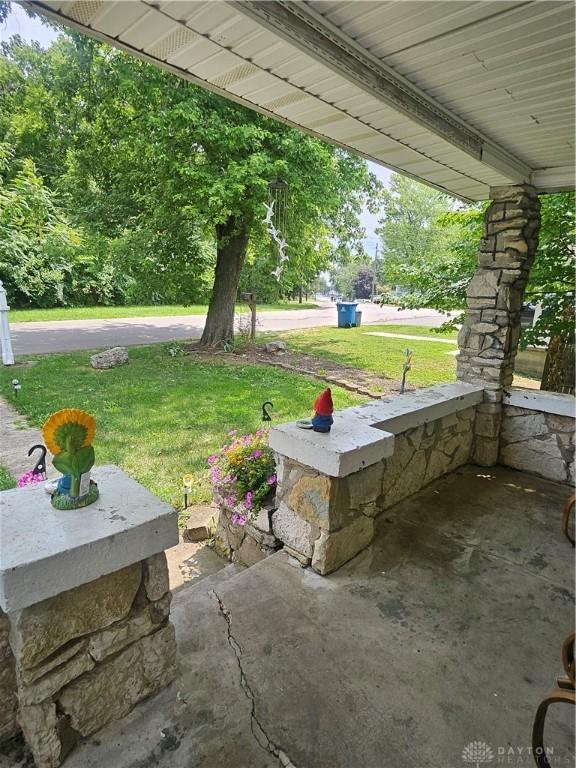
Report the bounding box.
[457,184,540,465]
[0,465,179,768]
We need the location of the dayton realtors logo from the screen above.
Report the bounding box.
[462,741,495,767]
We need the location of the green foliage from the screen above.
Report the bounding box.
[0,465,15,490]
[522,192,575,348]
[0,28,377,313]
[377,173,458,290]
[330,261,375,299]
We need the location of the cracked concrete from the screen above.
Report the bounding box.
[212,590,297,768]
[3,466,573,768]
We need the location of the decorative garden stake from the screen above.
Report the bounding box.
[42,408,99,509]
[27,444,47,479]
[297,388,334,433]
[182,473,194,509]
[399,348,413,394]
[261,401,274,422]
[11,378,21,397]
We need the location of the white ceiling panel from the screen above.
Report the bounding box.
[24,0,575,200]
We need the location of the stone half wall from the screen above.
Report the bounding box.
[0,609,18,743]
[1,554,176,768]
[273,405,477,575]
[498,390,575,484]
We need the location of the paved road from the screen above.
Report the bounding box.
[9,303,452,356]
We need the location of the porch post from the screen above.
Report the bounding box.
[457,184,540,465]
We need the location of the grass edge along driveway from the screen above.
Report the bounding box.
[10,302,320,323]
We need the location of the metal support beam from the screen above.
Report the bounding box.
[232,0,531,184]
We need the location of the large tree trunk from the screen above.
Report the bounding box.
[199,215,250,348]
[541,334,575,394]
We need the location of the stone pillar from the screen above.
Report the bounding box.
[0,465,179,768]
[457,184,540,465]
[8,557,176,768]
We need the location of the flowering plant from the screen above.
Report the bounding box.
[207,429,277,526]
[17,471,44,487]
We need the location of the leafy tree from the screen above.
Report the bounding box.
[1,27,378,340]
[376,173,457,289]
[352,268,375,300]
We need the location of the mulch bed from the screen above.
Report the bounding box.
[184,343,414,399]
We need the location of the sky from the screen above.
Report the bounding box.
[1,4,391,253]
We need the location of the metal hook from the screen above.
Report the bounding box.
[28,444,48,479]
[262,401,274,422]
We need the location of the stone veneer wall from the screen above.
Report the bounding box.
[215,503,281,567]
[272,406,476,574]
[0,609,18,743]
[1,553,176,768]
[499,405,574,484]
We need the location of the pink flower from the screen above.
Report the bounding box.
[17,471,43,487]
[207,455,218,466]
[210,467,221,483]
[245,491,253,509]
[252,450,263,459]
[267,474,277,485]
[231,513,247,526]
[227,430,237,437]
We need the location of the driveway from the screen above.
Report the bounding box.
[9,303,453,356]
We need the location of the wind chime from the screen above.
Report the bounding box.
[263,178,289,281]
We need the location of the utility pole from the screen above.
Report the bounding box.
[371,242,379,301]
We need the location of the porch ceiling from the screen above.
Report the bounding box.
[25,0,575,201]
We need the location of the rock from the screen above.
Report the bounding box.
[18,646,95,706]
[499,437,567,483]
[346,462,383,512]
[90,347,129,369]
[251,507,273,533]
[10,564,142,669]
[58,624,177,737]
[272,503,319,559]
[183,505,217,542]
[88,594,171,663]
[473,437,500,467]
[311,516,374,576]
[89,347,129,369]
[287,474,331,529]
[18,701,62,768]
[0,643,18,742]
[244,523,278,550]
[142,553,169,602]
[501,412,547,442]
[232,536,268,568]
[264,341,287,353]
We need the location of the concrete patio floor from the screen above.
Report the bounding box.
[7,466,575,768]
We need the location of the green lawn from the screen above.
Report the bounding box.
[10,302,319,323]
[0,466,16,491]
[0,346,363,510]
[273,324,459,388]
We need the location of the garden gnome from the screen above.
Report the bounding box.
[297,388,334,433]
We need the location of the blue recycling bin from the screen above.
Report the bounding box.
[336,302,358,328]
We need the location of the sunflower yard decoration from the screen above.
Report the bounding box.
[42,408,99,509]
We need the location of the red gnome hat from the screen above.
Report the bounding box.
[314,388,333,416]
